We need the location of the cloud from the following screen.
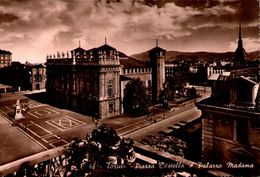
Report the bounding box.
[0,0,257,62]
[0,12,18,24]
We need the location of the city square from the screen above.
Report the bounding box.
[0,0,259,176]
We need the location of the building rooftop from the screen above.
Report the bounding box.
[197,95,260,116]
[47,44,149,68]
[0,49,11,55]
[199,71,260,113]
[70,47,87,53]
[120,57,149,68]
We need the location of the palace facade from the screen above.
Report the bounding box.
[46,42,165,119]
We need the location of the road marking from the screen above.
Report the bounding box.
[26,127,44,138]
[46,116,85,131]
[4,106,12,112]
[0,109,8,116]
[26,100,44,108]
[27,108,60,119]
[34,123,53,136]
[118,120,154,136]
[43,135,60,143]
[14,126,49,150]
[20,122,65,148]
[26,123,52,138]
[27,112,39,118]
[50,139,68,147]
[45,108,60,114]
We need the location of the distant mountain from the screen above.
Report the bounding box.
[131,50,259,63]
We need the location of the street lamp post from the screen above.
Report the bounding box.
[163,99,168,119]
[93,113,99,129]
[94,119,99,128]
[204,82,207,93]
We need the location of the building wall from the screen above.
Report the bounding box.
[201,108,260,166]
[46,46,121,119]
[121,67,152,87]
[31,67,46,90]
[47,64,145,118]
[207,66,225,79]
[120,68,152,114]
[0,53,11,68]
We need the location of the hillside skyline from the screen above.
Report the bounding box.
[131,49,259,62]
[0,0,258,63]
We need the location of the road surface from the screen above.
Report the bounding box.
[0,90,210,165]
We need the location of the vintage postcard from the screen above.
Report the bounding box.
[0,0,259,176]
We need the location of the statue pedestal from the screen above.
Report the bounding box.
[14,100,24,120]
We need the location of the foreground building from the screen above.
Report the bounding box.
[46,42,165,118]
[197,69,260,175]
[0,49,12,68]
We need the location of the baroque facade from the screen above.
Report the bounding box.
[46,42,165,119]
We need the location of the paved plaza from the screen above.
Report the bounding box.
[0,89,210,165]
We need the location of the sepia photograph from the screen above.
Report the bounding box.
[0,0,259,176]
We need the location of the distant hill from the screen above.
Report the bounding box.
[131,50,259,63]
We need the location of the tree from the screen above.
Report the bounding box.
[159,83,174,108]
[141,135,187,157]
[166,70,188,92]
[123,78,151,115]
[187,87,197,97]
[64,124,136,176]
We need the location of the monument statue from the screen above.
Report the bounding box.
[14,99,24,120]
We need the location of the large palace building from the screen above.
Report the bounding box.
[46,42,165,119]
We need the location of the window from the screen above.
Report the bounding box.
[109,103,114,113]
[107,80,114,97]
[236,119,248,144]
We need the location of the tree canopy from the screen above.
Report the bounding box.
[123,78,151,115]
[166,70,188,92]
[62,124,136,176]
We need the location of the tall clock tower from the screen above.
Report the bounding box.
[149,39,166,104]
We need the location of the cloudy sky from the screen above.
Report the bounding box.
[0,0,258,63]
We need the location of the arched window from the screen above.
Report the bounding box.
[107,80,114,97]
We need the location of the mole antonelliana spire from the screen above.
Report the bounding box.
[234,21,246,64]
